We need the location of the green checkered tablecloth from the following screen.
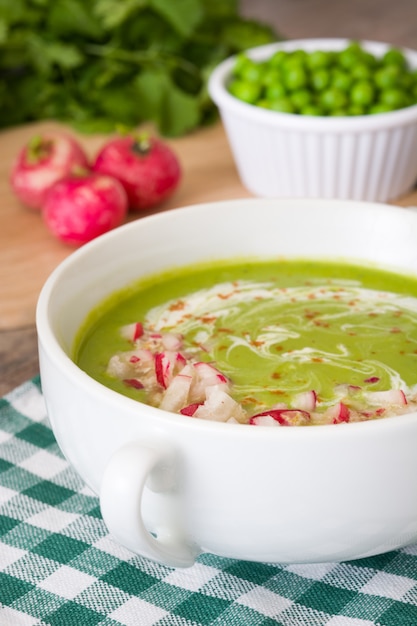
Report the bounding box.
[1,378,417,626]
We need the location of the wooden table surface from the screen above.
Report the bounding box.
[2,0,417,395]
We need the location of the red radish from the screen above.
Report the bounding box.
[160,365,194,412]
[180,403,202,416]
[292,390,317,412]
[42,172,128,246]
[123,378,144,390]
[155,351,186,389]
[364,389,407,406]
[10,132,89,210]
[194,386,245,422]
[250,409,310,426]
[325,402,351,424]
[93,134,181,210]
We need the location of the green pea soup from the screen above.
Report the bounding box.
[74,257,417,421]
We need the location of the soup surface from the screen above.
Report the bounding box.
[74,258,417,426]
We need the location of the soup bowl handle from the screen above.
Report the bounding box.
[100,441,199,568]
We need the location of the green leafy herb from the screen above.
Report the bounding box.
[0,0,279,136]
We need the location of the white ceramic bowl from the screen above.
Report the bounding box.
[208,39,417,202]
[36,198,417,568]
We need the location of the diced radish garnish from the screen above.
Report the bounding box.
[194,386,246,422]
[154,351,184,389]
[292,390,317,412]
[120,322,144,342]
[249,409,310,426]
[161,332,183,351]
[364,389,407,406]
[107,354,133,378]
[249,414,283,427]
[160,365,194,412]
[180,403,202,416]
[193,361,229,384]
[123,378,144,390]
[190,361,230,402]
[325,401,350,424]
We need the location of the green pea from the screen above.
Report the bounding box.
[351,64,372,80]
[300,104,323,116]
[240,61,265,83]
[380,88,408,109]
[332,70,353,92]
[320,87,348,111]
[311,69,331,91]
[284,65,308,90]
[232,53,252,76]
[374,65,402,89]
[228,79,261,104]
[351,81,375,106]
[265,83,287,100]
[338,47,362,70]
[369,102,396,114]
[348,105,366,116]
[268,97,296,113]
[262,68,282,87]
[268,50,287,67]
[382,48,406,68]
[307,50,333,69]
[290,49,308,63]
[290,89,312,110]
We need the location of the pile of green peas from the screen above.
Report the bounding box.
[228,41,417,116]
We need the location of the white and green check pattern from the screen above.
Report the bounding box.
[1,377,417,626]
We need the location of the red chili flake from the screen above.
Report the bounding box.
[308,293,316,299]
[313,320,329,327]
[123,378,144,390]
[271,372,282,379]
[312,357,323,363]
[274,345,283,351]
[218,293,232,300]
[364,376,379,383]
[304,309,319,319]
[368,312,378,317]
[251,340,265,347]
[390,327,401,333]
[241,396,259,405]
[217,327,233,333]
[200,316,216,323]
[169,300,185,311]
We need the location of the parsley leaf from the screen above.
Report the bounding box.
[0,0,279,136]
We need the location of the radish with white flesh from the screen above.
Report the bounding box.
[364,389,407,406]
[189,362,230,402]
[105,323,415,425]
[324,402,351,424]
[160,365,195,412]
[10,132,89,210]
[292,390,317,412]
[154,351,186,389]
[250,409,311,426]
[43,172,128,246]
[194,386,247,422]
[120,322,144,342]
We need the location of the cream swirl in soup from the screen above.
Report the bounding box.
[75,260,417,425]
